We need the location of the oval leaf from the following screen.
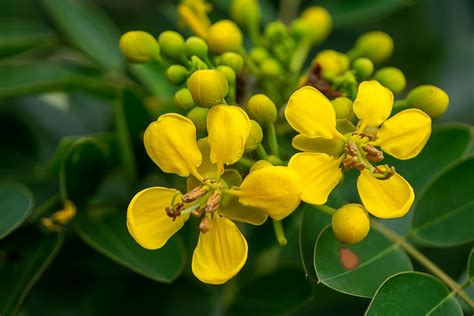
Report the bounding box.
[366,272,463,316]
[0,182,34,239]
[314,225,412,297]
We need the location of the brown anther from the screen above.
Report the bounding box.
[199,216,213,233]
[182,186,208,203]
[354,162,366,171]
[343,156,358,169]
[302,63,344,98]
[165,205,182,220]
[204,192,221,213]
[374,165,396,180]
[344,139,358,157]
[363,145,384,162]
[191,207,204,218]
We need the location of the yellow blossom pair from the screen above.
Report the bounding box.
[127,105,301,284]
[285,80,431,218]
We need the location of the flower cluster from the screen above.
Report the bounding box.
[119,0,449,284]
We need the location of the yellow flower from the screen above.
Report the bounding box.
[128,105,301,284]
[285,80,432,219]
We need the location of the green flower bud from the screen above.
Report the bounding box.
[351,31,393,64]
[264,21,288,42]
[332,204,370,244]
[244,120,263,152]
[158,30,185,60]
[300,6,332,45]
[219,52,244,73]
[190,56,209,70]
[331,97,354,120]
[187,107,209,132]
[250,159,273,172]
[248,94,277,124]
[406,85,449,118]
[352,57,374,80]
[207,20,243,54]
[166,64,189,85]
[374,67,406,94]
[216,65,236,85]
[185,36,209,59]
[265,155,283,166]
[230,0,260,29]
[249,47,269,64]
[174,88,194,110]
[290,18,312,42]
[312,50,349,77]
[260,58,283,77]
[187,69,228,107]
[119,31,160,63]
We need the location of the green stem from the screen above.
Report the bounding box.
[278,0,301,24]
[239,47,259,76]
[256,143,268,160]
[272,220,288,246]
[237,156,255,169]
[28,195,61,222]
[392,99,409,114]
[266,123,280,156]
[314,204,336,216]
[289,39,312,75]
[372,220,474,310]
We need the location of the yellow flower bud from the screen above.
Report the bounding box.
[158,30,185,59]
[248,94,277,124]
[119,31,160,63]
[230,0,260,29]
[300,6,332,45]
[332,204,370,244]
[187,106,209,132]
[250,159,273,172]
[331,97,354,120]
[216,65,236,84]
[219,52,244,73]
[352,31,393,64]
[207,20,243,54]
[406,85,449,118]
[166,64,189,85]
[187,69,228,107]
[260,58,283,77]
[244,120,263,152]
[174,88,194,110]
[185,36,209,59]
[374,67,406,94]
[249,47,269,64]
[352,57,374,80]
[312,50,349,77]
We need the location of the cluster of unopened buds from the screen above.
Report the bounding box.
[119,0,450,284]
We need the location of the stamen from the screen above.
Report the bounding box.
[165,203,184,220]
[182,185,208,203]
[204,191,221,212]
[373,165,396,180]
[363,144,384,162]
[199,216,212,233]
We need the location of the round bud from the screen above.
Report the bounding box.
[300,6,332,45]
[174,88,194,110]
[352,57,374,80]
[219,52,244,73]
[374,67,406,94]
[406,85,449,118]
[264,21,288,42]
[248,94,277,124]
[166,65,189,85]
[332,204,370,244]
[207,20,243,54]
[352,31,393,64]
[158,31,185,60]
[265,155,283,166]
[290,18,312,42]
[249,47,269,64]
[250,160,273,172]
[331,97,354,120]
[119,31,160,63]
[190,56,209,70]
[230,0,260,28]
[312,50,349,77]
[216,65,236,84]
[260,58,283,77]
[187,107,209,132]
[185,36,209,59]
[244,120,263,152]
[187,69,228,107]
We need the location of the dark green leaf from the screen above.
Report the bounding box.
[314,225,412,297]
[74,208,186,283]
[0,182,34,239]
[0,230,63,316]
[411,156,474,247]
[366,272,463,316]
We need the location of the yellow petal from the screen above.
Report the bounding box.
[353,81,394,127]
[288,152,342,205]
[375,109,431,160]
[357,170,414,219]
[219,194,268,225]
[196,137,216,178]
[285,86,339,139]
[292,134,345,157]
[207,105,250,174]
[192,215,248,284]
[127,187,188,250]
[228,166,302,220]
[144,114,202,177]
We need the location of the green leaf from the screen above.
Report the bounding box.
[0,230,63,316]
[129,61,175,99]
[74,208,186,283]
[0,182,34,239]
[411,156,474,247]
[314,225,412,297]
[366,272,463,316]
[42,0,123,71]
[469,248,474,282]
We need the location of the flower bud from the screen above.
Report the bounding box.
[166,65,189,85]
[352,57,374,80]
[332,204,370,244]
[260,58,283,77]
[312,50,349,77]
[248,94,277,124]
[185,36,209,59]
[250,159,273,172]
[216,65,236,85]
[119,31,160,63]
[187,106,209,132]
[158,30,185,60]
[219,52,244,73]
[207,20,243,54]
[187,69,228,107]
[249,47,269,64]
[264,21,288,42]
[406,85,449,118]
[351,31,393,64]
[374,67,406,94]
[300,6,332,45]
[190,56,209,70]
[331,97,354,120]
[174,88,194,110]
[290,18,312,42]
[244,120,263,152]
[230,0,260,29]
